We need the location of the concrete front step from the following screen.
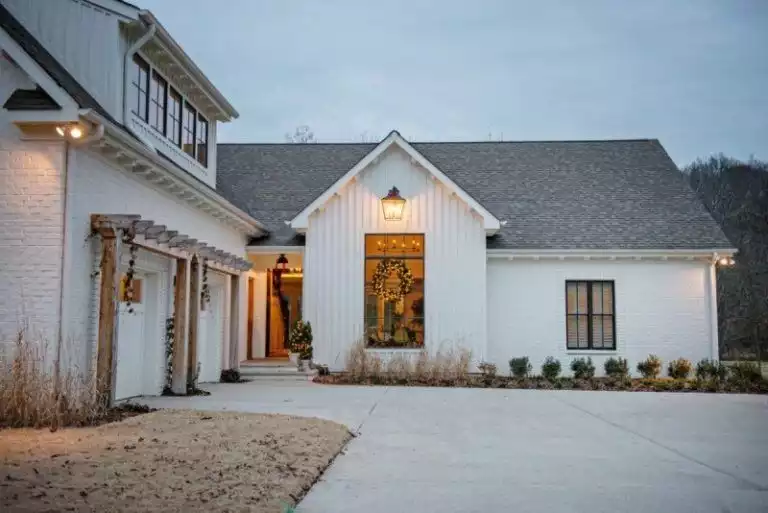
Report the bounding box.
[239,362,316,379]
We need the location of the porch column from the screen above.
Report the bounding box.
[171,258,190,394]
[187,256,202,389]
[94,228,120,406]
[229,273,241,370]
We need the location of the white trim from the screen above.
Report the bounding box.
[9,110,80,123]
[80,109,267,236]
[487,248,738,261]
[0,28,80,113]
[246,246,304,255]
[289,131,501,234]
[707,262,719,360]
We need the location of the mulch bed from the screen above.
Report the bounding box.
[314,374,768,394]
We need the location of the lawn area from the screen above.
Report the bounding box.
[0,410,351,513]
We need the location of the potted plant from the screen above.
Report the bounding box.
[288,320,313,370]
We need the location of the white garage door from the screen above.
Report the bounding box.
[198,281,225,383]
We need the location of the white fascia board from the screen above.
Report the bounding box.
[487,248,739,259]
[246,246,305,254]
[81,0,139,19]
[0,29,79,112]
[290,131,501,234]
[82,110,267,236]
[137,11,238,120]
[9,109,80,123]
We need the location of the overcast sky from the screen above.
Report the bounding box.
[139,0,767,165]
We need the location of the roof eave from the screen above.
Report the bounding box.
[136,11,239,121]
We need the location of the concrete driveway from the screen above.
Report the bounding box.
[141,381,768,513]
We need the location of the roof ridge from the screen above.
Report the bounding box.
[218,138,658,147]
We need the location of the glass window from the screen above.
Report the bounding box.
[196,115,208,167]
[119,276,143,304]
[566,281,615,350]
[166,87,182,147]
[149,71,167,134]
[130,54,149,121]
[364,234,425,348]
[182,102,196,157]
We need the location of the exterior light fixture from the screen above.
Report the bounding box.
[69,126,83,139]
[55,126,66,137]
[276,253,289,271]
[718,256,735,266]
[55,123,85,140]
[381,186,406,221]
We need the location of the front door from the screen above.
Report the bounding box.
[115,274,146,399]
[267,270,302,357]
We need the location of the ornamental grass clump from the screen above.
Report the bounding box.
[667,358,692,379]
[541,357,561,381]
[570,357,595,379]
[727,361,764,390]
[604,357,629,379]
[509,357,532,378]
[636,355,662,379]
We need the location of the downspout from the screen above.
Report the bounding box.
[122,21,156,146]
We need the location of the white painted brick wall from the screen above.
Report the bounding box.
[62,147,248,371]
[0,123,65,348]
[487,259,717,377]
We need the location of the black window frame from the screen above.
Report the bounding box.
[565,280,616,350]
[148,70,167,135]
[181,101,197,158]
[130,54,149,122]
[166,86,183,147]
[195,114,208,167]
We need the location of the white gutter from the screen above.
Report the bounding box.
[246,245,305,254]
[79,109,268,236]
[487,248,738,259]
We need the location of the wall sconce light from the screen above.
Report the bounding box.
[55,123,85,140]
[381,186,406,221]
[718,256,735,266]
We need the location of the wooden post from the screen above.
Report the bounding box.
[95,229,119,406]
[229,273,241,369]
[171,258,189,394]
[187,256,201,390]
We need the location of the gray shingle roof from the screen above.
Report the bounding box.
[217,139,732,250]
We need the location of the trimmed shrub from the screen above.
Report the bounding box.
[728,361,762,387]
[478,362,497,380]
[604,357,629,378]
[541,357,562,381]
[509,357,532,378]
[636,355,662,379]
[695,359,728,383]
[570,357,595,379]
[220,369,241,383]
[667,358,692,379]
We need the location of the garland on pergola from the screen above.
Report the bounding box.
[371,258,414,302]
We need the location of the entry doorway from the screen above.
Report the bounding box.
[266,268,302,357]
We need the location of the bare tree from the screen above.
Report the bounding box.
[285,125,315,143]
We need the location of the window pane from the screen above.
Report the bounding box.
[591,282,603,314]
[567,315,578,348]
[182,102,196,157]
[566,282,577,314]
[592,316,604,348]
[131,55,149,121]
[603,316,615,348]
[167,88,182,146]
[149,71,166,133]
[196,115,208,166]
[602,283,614,315]
[577,282,588,314]
[577,316,588,348]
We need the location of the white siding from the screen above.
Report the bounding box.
[487,259,717,377]
[0,121,65,347]
[62,147,248,372]
[2,0,124,121]
[304,146,487,370]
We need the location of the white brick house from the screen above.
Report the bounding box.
[1,0,736,399]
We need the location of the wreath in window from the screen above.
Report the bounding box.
[371,258,414,302]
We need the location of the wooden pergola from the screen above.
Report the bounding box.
[90,214,252,405]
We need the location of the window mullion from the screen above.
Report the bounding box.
[587,281,593,349]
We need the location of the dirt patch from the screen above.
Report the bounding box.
[0,410,351,512]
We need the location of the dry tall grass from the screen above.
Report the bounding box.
[344,340,472,385]
[0,329,105,430]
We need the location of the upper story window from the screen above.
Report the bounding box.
[130,54,149,121]
[182,102,196,158]
[196,115,208,166]
[149,71,167,134]
[167,87,182,146]
[129,53,210,168]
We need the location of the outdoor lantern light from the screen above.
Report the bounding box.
[276,253,289,271]
[55,123,85,140]
[381,186,406,221]
[718,256,735,266]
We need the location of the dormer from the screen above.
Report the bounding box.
[120,11,238,188]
